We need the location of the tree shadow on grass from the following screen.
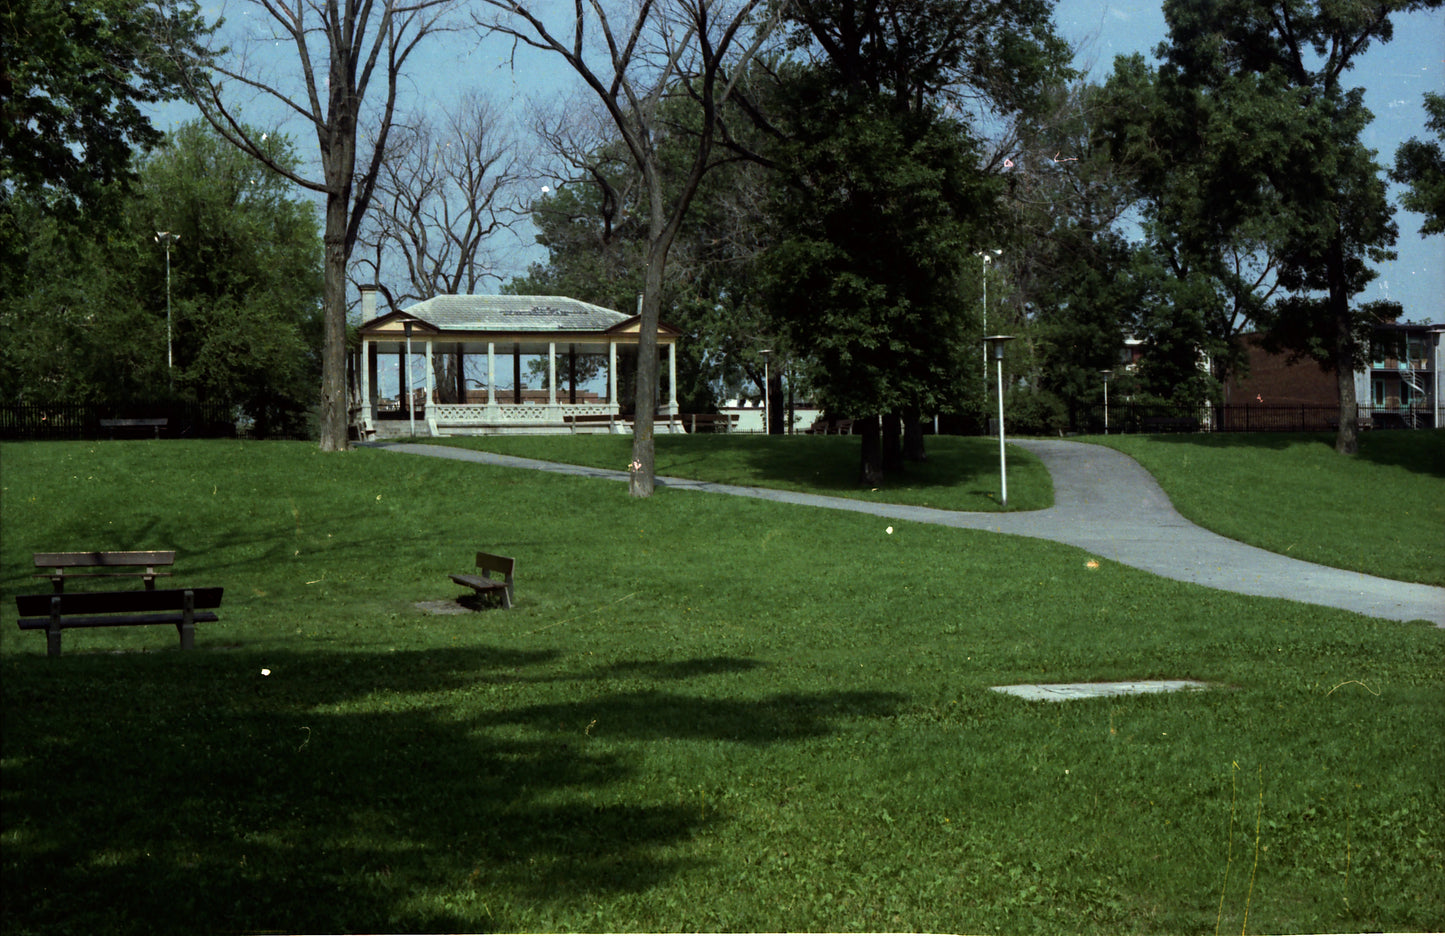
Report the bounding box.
[0,645,906,934]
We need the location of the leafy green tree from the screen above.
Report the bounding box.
[0,189,160,404]
[762,0,1070,483]
[1392,92,1445,236]
[999,79,1146,422]
[0,0,214,212]
[1146,0,1434,454]
[0,123,323,434]
[130,122,324,435]
[765,92,996,482]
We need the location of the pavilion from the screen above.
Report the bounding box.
[351,288,683,438]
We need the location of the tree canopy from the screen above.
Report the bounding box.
[0,121,323,434]
[1393,92,1445,237]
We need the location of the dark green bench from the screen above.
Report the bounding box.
[17,588,224,657]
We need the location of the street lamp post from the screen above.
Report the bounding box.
[975,250,1001,398]
[984,335,1015,506]
[760,348,773,435]
[1101,370,1113,435]
[154,231,179,381]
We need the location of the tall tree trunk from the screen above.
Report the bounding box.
[319,198,350,452]
[882,412,903,472]
[1328,240,1359,455]
[903,410,927,462]
[858,414,884,486]
[768,369,785,434]
[630,240,666,497]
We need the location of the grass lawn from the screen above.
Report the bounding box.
[1085,431,1445,586]
[414,432,1054,512]
[2,439,1442,935]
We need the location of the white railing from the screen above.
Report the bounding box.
[431,402,618,423]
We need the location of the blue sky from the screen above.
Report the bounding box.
[158,0,1443,323]
[1051,0,1444,322]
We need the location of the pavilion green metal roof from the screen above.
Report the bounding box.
[399,295,628,333]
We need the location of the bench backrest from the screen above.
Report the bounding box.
[34,551,176,569]
[476,552,515,581]
[17,587,223,617]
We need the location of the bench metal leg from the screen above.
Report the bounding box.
[48,596,63,657]
[179,589,196,649]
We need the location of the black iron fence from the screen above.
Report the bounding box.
[1060,403,1434,435]
[0,402,239,441]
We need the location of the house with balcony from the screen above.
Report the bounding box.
[1225,320,1441,430]
[1359,321,1442,429]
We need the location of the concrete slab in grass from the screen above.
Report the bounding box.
[992,680,1209,701]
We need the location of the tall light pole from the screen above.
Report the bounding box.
[154,231,179,381]
[760,348,773,435]
[975,250,1001,398]
[985,335,1015,506]
[1101,370,1113,435]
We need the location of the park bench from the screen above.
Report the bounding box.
[805,418,854,435]
[449,552,515,609]
[34,551,175,592]
[16,587,224,657]
[564,413,617,433]
[1139,415,1199,433]
[99,417,167,438]
[681,413,738,433]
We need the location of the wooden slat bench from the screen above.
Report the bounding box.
[564,413,617,433]
[16,587,224,657]
[34,551,176,593]
[681,413,739,433]
[99,417,167,438]
[449,553,515,609]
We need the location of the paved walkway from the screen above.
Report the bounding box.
[371,440,1444,627]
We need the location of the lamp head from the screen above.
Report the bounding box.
[983,334,1015,361]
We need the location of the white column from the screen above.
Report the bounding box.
[360,337,372,422]
[668,342,678,412]
[609,340,618,408]
[548,341,557,406]
[425,340,435,408]
[487,341,496,406]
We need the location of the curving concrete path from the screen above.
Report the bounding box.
[370,440,1444,627]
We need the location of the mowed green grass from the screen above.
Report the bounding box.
[1086,431,1445,586]
[2,440,1442,935]
[416,432,1054,511]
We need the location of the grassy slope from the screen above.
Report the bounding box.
[2,440,1442,935]
[415,433,1054,512]
[1086,431,1445,586]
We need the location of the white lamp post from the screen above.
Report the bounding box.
[975,250,1001,397]
[984,335,1015,506]
[1101,370,1113,435]
[760,348,773,435]
[154,231,179,380]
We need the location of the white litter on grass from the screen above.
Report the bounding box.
[886,526,893,535]
[991,680,1208,702]
[261,668,271,676]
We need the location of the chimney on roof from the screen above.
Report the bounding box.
[360,284,378,321]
